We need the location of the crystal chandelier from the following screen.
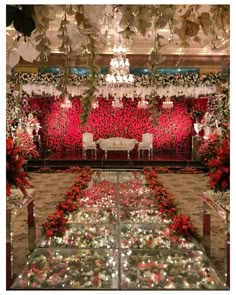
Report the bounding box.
[60,93,72,109]
[106,41,134,85]
[112,98,123,108]
[92,100,99,109]
[162,97,173,109]
[138,98,149,109]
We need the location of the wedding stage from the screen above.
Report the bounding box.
[27,149,206,170]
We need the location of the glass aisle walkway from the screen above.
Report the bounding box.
[12,171,226,290]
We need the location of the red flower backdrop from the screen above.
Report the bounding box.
[30,97,193,153]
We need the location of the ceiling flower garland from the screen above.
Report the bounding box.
[12,72,223,112]
[7,4,229,123]
[12,71,223,88]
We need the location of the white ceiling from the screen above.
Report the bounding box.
[6,4,230,58]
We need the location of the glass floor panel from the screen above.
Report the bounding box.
[11,170,226,290]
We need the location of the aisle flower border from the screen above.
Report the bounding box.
[143,166,196,237]
[42,167,92,237]
[42,166,199,238]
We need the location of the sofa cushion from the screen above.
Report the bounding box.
[114,138,121,145]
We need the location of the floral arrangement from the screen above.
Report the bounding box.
[56,199,77,215]
[6,83,21,137]
[68,207,117,224]
[120,225,196,250]
[121,249,225,289]
[157,195,177,218]
[57,166,84,173]
[197,131,221,164]
[120,208,170,225]
[80,181,117,207]
[41,167,93,237]
[215,85,230,138]
[18,90,32,115]
[169,214,196,236]
[13,169,226,290]
[25,112,40,126]
[208,138,230,192]
[36,166,88,173]
[143,167,196,238]
[6,137,32,197]
[36,167,56,173]
[40,224,117,248]
[15,130,39,160]
[176,167,202,174]
[154,167,171,173]
[190,107,205,120]
[42,210,68,237]
[207,96,219,114]
[14,249,118,289]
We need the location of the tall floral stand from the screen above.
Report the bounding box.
[191,135,202,160]
[6,189,36,289]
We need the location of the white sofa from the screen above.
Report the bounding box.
[97,137,137,159]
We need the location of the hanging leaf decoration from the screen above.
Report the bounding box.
[7,5,36,37]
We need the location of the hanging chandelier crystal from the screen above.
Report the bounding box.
[162,97,173,109]
[60,94,72,109]
[92,100,99,109]
[106,42,134,85]
[138,98,149,109]
[112,98,123,108]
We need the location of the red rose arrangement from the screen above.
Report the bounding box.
[208,138,230,191]
[144,166,196,238]
[42,167,93,237]
[42,210,68,237]
[169,214,196,236]
[16,130,39,160]
[197,131,221,164]
[6,137,32,197]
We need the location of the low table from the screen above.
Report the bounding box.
[97,137,138,159]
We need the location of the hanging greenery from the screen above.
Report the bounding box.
[6,4,229,126]
[80,34,100,126]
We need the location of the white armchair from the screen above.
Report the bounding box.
[138,133,153,159]
[82,133,97,158]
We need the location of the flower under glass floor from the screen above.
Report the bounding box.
[11,170,226,290]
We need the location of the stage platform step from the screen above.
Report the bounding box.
[28,151,207,171]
